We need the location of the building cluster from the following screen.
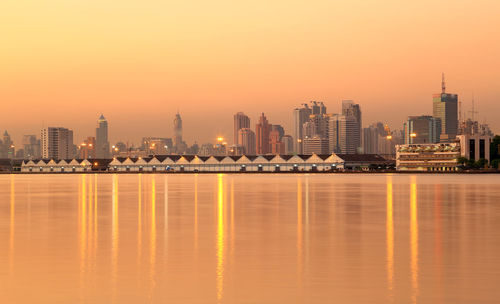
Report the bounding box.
[1,74,497,173]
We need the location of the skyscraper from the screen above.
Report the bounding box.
[293,103,312,154]
[238,128,256,155]
[22,135,41,159]
[95,114,110,158]
[342,100,362,153]
[234,112,250,145]
[403,115,441,144]
[173,112,183,152]
[41,127,74,160]
[269,130,285,154]
[433,74,458,142]
[339,115,359,154]
[255,113,272,155]
[328,114,341,153]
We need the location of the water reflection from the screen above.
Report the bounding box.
[297,178,303,278]
[112,174,119,302]
[150,175,157,299]
[386,175,394,300]
[10,175,15,274]
[138,174,142,267]
[194,174,198,250]
[410,176,419,304]
[216,174,225,301]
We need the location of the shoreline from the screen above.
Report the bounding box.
[2,170,499,175]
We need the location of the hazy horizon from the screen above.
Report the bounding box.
[1,0,499,146]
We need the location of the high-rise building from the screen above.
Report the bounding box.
[79,136,96,159]
[281,135,294,155]
[95,114,110,158]
[271,125,285,141]
[339,115,359,154]
[303,136,329,155]
[328,114,341,153]
[238,128,256,155]
[269,130,285,154]
[363,122,386,154]
[173,112,184,153]
[0,131,15,159]
[403,115,441,144]
[22,135,41,159]
[142,137,173,155]
[255,113,272,155]
[41,127,74,160]
[293,103,312,154]
[433,74,458,142]
[311,101,327,115]
[234,112,250,145]
[342,100,362,153]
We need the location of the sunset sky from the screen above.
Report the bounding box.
[1,0,499,146]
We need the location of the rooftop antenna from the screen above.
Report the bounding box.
[441,72,446,94]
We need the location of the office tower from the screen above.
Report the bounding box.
[255,113,272,155]
[281,135,294,155]
[457,134,492,162]
[303,136,329,155]
[41,127,74,160]
[363,122,386,154]
[269,130,285,154]
[234,112,250,145]
[403,115,441,144]
[433,74,458,142]
[342,100,362,153]
[293,103,312,154]
[79,136,96,159]
[271,125,285,140]
[238,128,256,155]
[310,101,327,115]
[228,145,245,156]
[302,121,316,140]
[22,135,41,159]
[0,131,15,159]
[328,114,341,153]
[95,114,110,158]
[339,115,360,154]
[173,112,183,148]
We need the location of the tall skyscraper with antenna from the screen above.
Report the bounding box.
[433,73,458,142]
[96,114,110,158]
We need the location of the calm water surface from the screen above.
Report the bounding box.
[1,174,499,303]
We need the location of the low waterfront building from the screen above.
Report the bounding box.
[396,143,460,171]
[457,134,491,163]
[21,153,391,173]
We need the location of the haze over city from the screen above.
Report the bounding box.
[1,0,500,145]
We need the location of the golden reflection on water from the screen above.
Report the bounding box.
[386,175,394,300]
[194,174,198,250]
[150,175,157,299]
[297,178,303,278]
[138,174,142,268]
[10,175,15,274]
[216,174,225,302]
[112,174,119,302]
[410,176,419,304]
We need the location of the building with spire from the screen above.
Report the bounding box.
[173,112,186,153]
[433,74,458,142]
[95,114,110,158]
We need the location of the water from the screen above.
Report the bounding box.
[1,173,499,303]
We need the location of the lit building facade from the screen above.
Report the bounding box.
[457,134,491,162]
[433,75,458,142]
[396,143,460,171]
[41,127,74,160]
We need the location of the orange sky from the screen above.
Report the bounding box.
[1,0,499,146]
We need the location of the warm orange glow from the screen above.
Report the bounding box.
[410,176,419,304]
[410,133,417,138]
[9,175,15,274]
[386,175,394,299]
[386,135,393,140]
[216,174,225,301]
[217,137,224,143]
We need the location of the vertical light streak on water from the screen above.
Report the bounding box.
[410,176,419,304]
[88,174,93,272]
[194,174,198,251]
[9,174,15,274]
[434,184,443,296]
[138,174,142,272]
[150,175,157,300]
[297,178,303,279]
[94,174,98,270]
[164,175,168,254]
[305,175,309,268]
[386,175,394,301]
[112,174,119,303]
[216,174,225,302]
[230,178,235,256]
[81,175,87,278]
